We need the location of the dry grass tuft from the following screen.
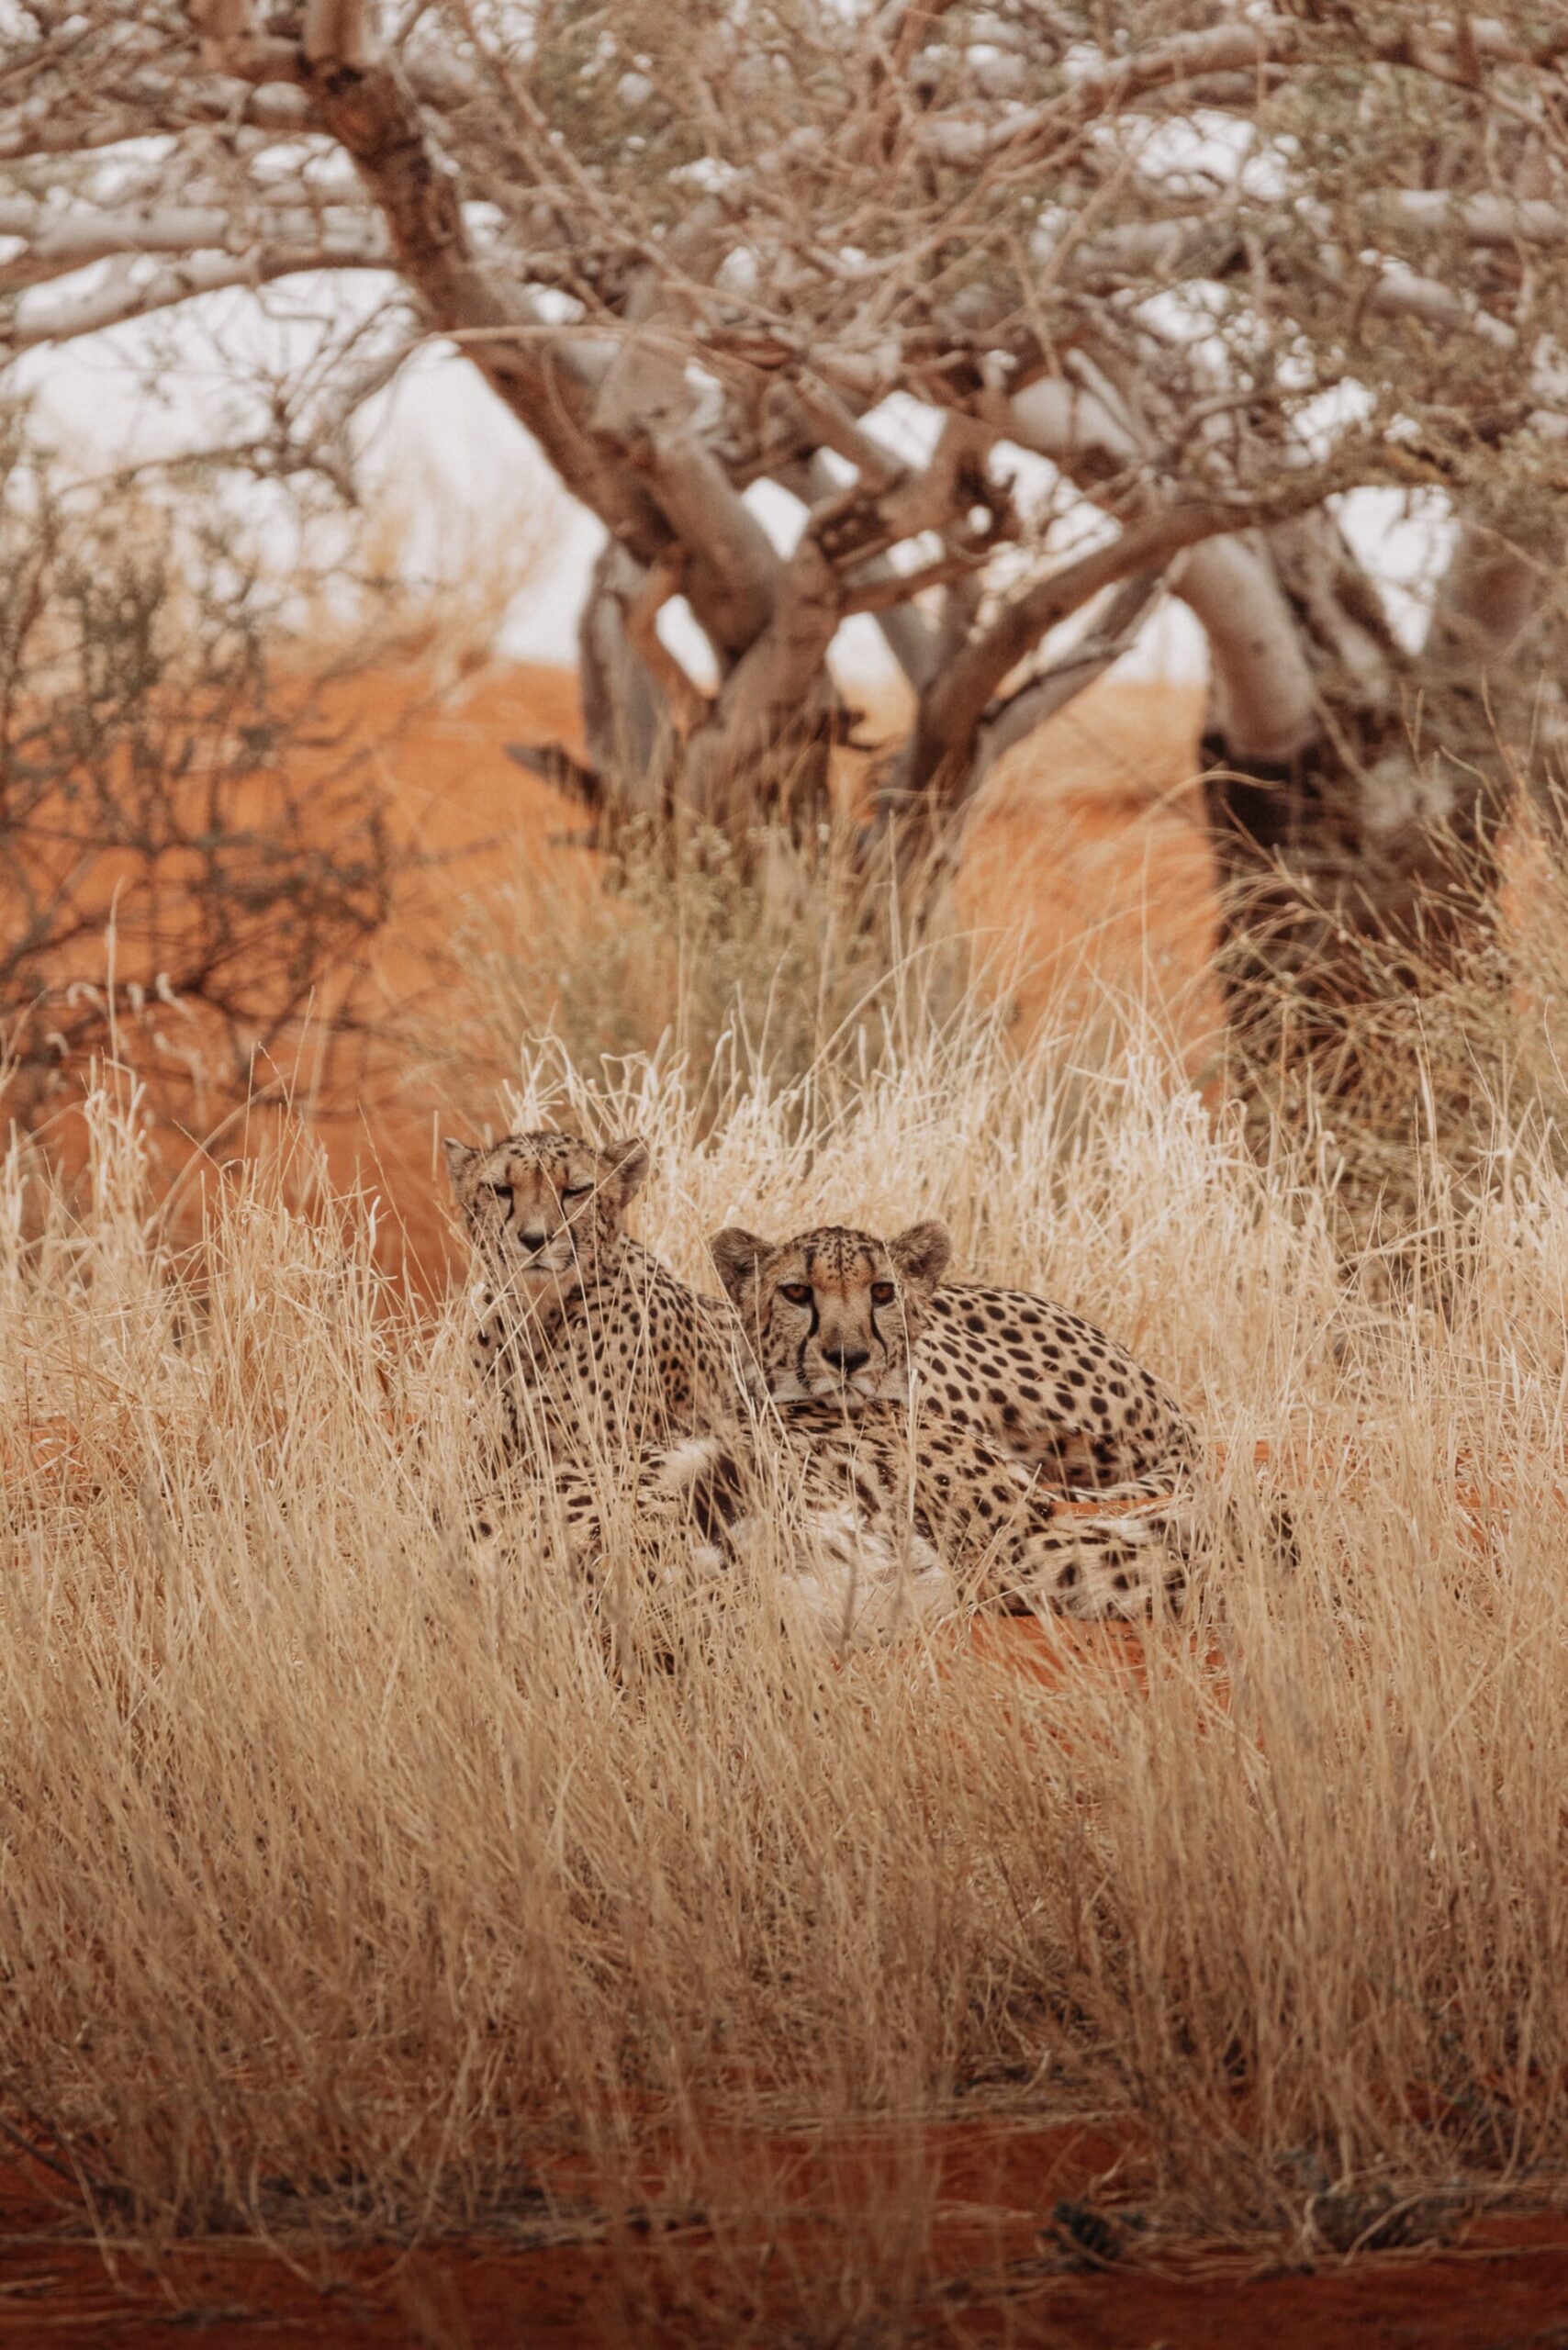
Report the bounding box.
[4,940,1568,2324]
[421,814,978,1125]
[1215,788,1568,1253]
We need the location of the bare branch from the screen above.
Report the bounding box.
[781,453,942,690]
[182,3,675,584]
[3,243,386,353]
[1169,539,1319,765]
[0,196,387,277]
[910,504,1259,788]
[915,21,1285,167]
[591,268,782,653]
[966,571,1165,791]
[1004,376,1320,762]
[1057,219,1522,351]
[621,551,713,740]
[844,553,983,615]
[1373,191,1568,246]
[1360,267,1519,349]
[0,77,312,159]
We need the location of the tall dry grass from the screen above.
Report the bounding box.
[4,930,1568,2329]
[422,814,977,1124]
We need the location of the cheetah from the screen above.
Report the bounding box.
[442,1128,739,1466]
[442,1127,866,1622]
[708,1222,1196,1621]
[709,1219,1195,1487]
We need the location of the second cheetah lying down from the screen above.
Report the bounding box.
[710,1216,1195,1485]
[704,1221,1197,1630]
[498,1410,1187,1644]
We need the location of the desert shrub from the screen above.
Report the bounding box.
[0,406,406,1138]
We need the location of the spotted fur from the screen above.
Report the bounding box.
[444,1129,738,1464]
[710,1219,1195,1485]
[711,1221,1199,1618]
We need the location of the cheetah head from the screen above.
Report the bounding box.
[710,1220,952,1405]
[443,1129,649,1296]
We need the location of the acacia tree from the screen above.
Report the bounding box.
[6,0,1568,1067]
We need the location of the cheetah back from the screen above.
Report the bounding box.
[917,1285,1194,1486]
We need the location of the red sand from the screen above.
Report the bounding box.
[5,2143,1568,2346]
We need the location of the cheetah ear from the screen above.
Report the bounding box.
[599,1135,650,1203]
[888,1219,952,1291]
[710,1226,772,1300]
[441,1137,478,1192]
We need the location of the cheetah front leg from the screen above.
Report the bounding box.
[480,1438,744,1586]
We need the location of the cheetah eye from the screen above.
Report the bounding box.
[870,1281,896,1306]
[779,1281,812,1306]
[561,1182,593,1200]
[484,1181,512,1202]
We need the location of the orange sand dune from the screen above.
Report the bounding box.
[327,666,1216,1277]
[29,663,1218,1281]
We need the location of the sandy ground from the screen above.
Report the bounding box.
[5,2144,1568,2346]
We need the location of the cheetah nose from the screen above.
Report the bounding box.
[824,1343,871,1375]
[518,1228,550,1255]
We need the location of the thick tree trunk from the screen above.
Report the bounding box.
[569,542,842,844]
[577,545,677,822]
[674,519,843,839]
[677,688,839,843]
[1195,509,1532,1102]
[995,375,1559,1115]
